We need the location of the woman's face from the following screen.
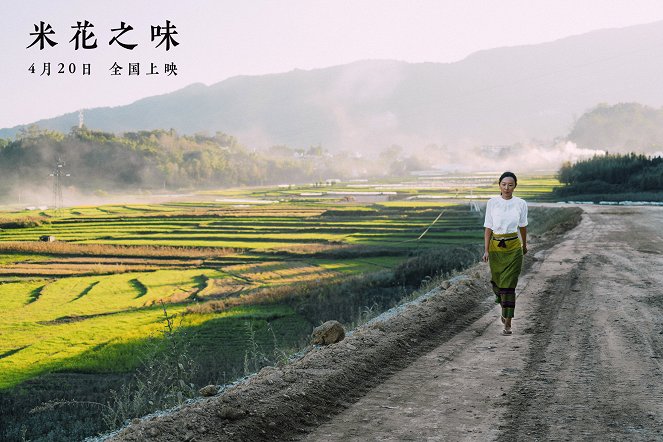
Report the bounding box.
[500,177,516,198]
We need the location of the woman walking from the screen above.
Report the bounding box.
[482,171,528,335]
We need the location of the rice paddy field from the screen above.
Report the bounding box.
[0,173,559,441]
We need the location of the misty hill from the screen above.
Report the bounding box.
[568,102,663,153]
[4,20,663,150]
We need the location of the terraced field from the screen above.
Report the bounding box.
[1,205,481,247]
[0,199,489,387]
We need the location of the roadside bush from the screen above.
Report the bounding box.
[527,206,582,236]
[393,245,483,287]
[100,304,198,429]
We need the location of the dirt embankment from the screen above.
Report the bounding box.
[107,271,496,441]
[110,205,632,441]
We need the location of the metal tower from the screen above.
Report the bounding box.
[49,157,70,211]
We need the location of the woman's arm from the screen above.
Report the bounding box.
[482,227,492,262]
[519,226,527,254]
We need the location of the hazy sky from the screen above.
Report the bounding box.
[2,0,663,129]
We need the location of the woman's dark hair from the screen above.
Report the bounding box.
[499,171,517,186]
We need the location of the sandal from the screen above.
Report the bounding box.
[502,327,512,335]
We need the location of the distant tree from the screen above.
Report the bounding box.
[555,152,663,196]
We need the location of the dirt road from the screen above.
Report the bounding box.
[111,205,663,442]
[302,205,663,441]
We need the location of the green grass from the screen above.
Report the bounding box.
[0,268,238,389]
[316,256,405,273]
[0,292,304,390]
[52,304,302,375]
[0,254,49,264]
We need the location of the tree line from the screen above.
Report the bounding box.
[0,126,351,202]
[0,126,431,203]
[555,152,663,197]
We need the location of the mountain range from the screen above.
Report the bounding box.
[3,20,663,151]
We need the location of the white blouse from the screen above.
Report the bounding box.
[483,196,528,234]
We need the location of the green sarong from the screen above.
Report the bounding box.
[489,232,523,318]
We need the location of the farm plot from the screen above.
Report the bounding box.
[0,199,485,390]
[0,204,483,249]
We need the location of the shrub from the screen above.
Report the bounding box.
[29,303,197,435]
[393,245,482,287]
